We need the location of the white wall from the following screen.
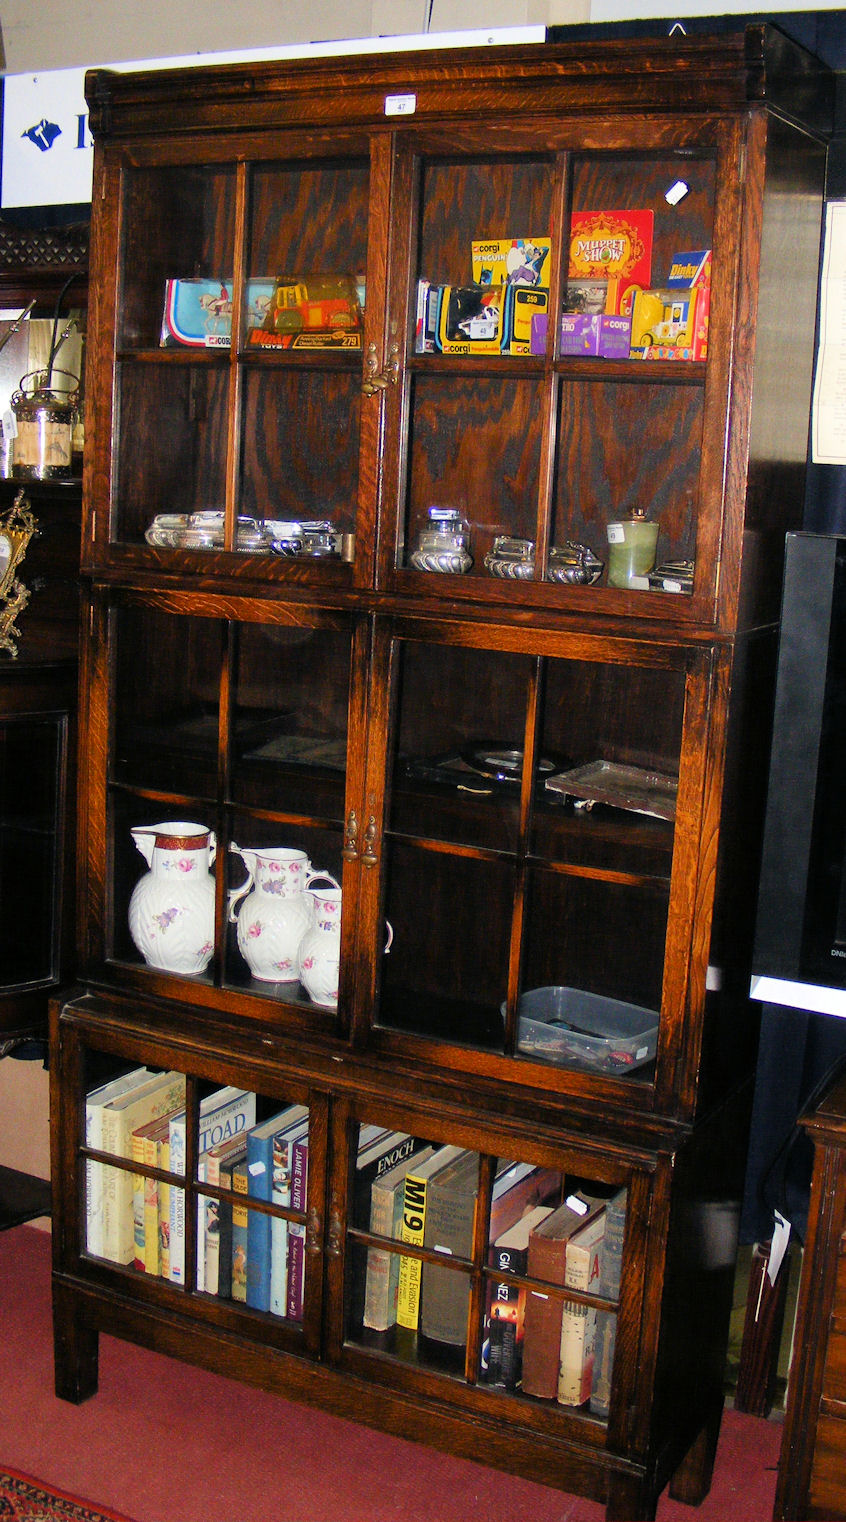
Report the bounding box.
[1,0,842,73]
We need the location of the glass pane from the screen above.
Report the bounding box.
[415,155,553,293]
[229,622,351,818]
[114,361,230,547]
[226,621,351,1003]
[518,655,685,1076]
[120,165,237,350]
[247,160,370,290]
[225,820,343,998]
[0,715,63,985]
[112,605,223,798]
[548,378,702,591]
[239,369,360,538]
[481,1180,627,1412]
[379,845,512,1048]
[388,640,534,852]
[195,1091,309,1321]
[403,374,544,579]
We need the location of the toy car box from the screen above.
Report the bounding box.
[471,237,550,288]
[248,273,363,350]
[161,278,275,348]
[530,310,631,358]
[435,284,506,354]
[629,250,710,361]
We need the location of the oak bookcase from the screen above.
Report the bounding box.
[49,28,830,1519]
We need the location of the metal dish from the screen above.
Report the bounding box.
[545,759,678,820]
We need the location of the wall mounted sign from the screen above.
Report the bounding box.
[1,69,92,209]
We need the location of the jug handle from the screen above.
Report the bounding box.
[384,920,393,955]
[130,828,155,868]
[305,871,341,892]
[227,843,255,921]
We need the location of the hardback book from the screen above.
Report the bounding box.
[130,1111,175,1276]
[363,1145,435,1333]
[396,1144,463,1331]
[488,1162,561,1247]
[231,1158,250,1302]
[348,1128,427,1332]
[168,1086,257,1285]
[246,1104,309,1312]
[100,1071,186,1265]
[521,1191,607,1399]
[419,1157,559,1350]
[213,1140,247,1301]
[419,1150,479,1346]
[557,1207,608,1406]
[590,1188,628,1419]
[202,1130,252,1295]
[85,1067,153,1259]
[269,1124,306,1319]
[484,1203,555,1389]
[284,1134,310,1322]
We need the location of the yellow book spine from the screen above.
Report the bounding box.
[396,1172,428,1330]
[159,1140,171,1281]
[142,1134,161,1276]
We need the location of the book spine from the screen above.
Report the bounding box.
[130,1129,146,1271]
[521,1236,569,1400]
[558,1231,605,1407]
[202,1153,223,1295]
[195,1157,208,1293]
[285,1138,309,1322]
[231,1164,249,1302]
[269,1133,296,1318]
[484,1242,529,1390]
[363,1174,400,1333]
[216,1162,235,1300]
[246,1133,274,1312]
[396,1172,429,1330]
[142,1134,161,1276]
[168,1116,187,1284]
[169,1092,256,1285]
[159,1139,171,1282]
[590,1193,627,1419]
[98,1104,123,1264]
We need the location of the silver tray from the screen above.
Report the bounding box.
[545,759,678,821]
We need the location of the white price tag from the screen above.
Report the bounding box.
[607,523,625,544]
[384,93,417,117]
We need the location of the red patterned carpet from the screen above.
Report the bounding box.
[0,1468,138,1521]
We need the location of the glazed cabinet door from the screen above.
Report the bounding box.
[355,617,719,1113]
[82,587,370,1027]
[377,117,742,625]
[86,132,385,586]
[54,1015,330,1353]
[324,1098,661,1477]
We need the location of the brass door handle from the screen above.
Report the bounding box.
[342,809,359,862]
[362,342,400,397]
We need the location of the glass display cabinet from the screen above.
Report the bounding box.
[50,28,831,1520]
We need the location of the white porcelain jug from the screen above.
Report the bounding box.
[228,845,338,983]
[128,821,217,974]
[298,883,392,1010]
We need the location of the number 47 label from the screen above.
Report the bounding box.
[384,94,417,116]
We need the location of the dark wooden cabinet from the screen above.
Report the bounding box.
[0,477,79,1051]
[775,1070,846,1521]
[49,28,830,1520]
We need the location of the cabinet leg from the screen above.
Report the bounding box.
[53,1288,99,1403]
[668,1403,722,1506]
[605,1475,658,1520]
